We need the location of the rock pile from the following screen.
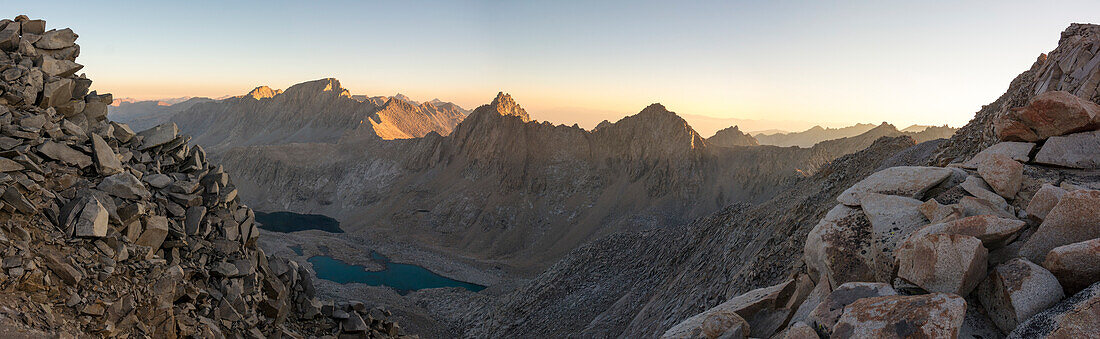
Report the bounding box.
[663,90,1100,338]
[0,15,414,337]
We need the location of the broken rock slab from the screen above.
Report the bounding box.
[136,122,179,150]
[1042,238,1100,293]
[1034,130,1100,169]
[836,166,953,206]
[97,172,152,200]
[860,193,928,282]
[803,204,875,288]
[1008,281,1100,338]
[907,214,1027,249]
[700,310,748,339]
[134,216,169,250]
[977,258,1064,333]
[91,134,123,175]
[976,153,1023,199]
[662,278,811,339]
[961,141,1035,169]
[1019,189,1100,263]
[72,195,108,237]
[832,293,966,339]
[808,282,896,336]
[1025,184,1067,220]
[994,90,1100,142]
[896,233,988,295]
[38,140,92,168]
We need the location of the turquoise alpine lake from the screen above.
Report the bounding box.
[307,252,486,295]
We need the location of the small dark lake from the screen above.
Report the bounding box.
[308,252,486,295]
[256,211,343,233]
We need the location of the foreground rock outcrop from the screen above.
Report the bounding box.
[0,15,415,337]
[664,23,1100,339]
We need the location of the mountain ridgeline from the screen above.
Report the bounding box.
[142,84,947,273]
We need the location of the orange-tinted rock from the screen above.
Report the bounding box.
[1043,238,1100,293]
[977,258,1064,333]
[700,310,748,339]
[1025,184,1067,220]
[907,214,1027,249]
[1019,189,1100,262]
[1009,282,1100,338]
[832,293,966,339]
[976,154,1023,199]
[994,91,1100,142]
[808,282,896,335]
[896,233,988,295]
[803,205,875,288]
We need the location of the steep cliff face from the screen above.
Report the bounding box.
[168,78,468,152]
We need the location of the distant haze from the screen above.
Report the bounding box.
[11,1,1100,131]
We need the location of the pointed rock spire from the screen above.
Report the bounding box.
[487,92,530,122]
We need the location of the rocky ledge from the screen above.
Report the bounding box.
[0,15,415,338]
[664,89,1100,338]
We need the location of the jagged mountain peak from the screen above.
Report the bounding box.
[282,78,349,98]
[707,125,759,147]
[479,92,530,122]
[245,85,281,100]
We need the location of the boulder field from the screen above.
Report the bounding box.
[665,88,1100,338]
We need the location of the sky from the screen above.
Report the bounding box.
[9,1,1100,134]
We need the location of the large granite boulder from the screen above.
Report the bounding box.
[1042,238,1100,293]
[860,193,929,282]
[662,277,812,338]
[807,282,896,336]
[975,153,1023,199]
[1019,189,1100,262]
[977,258,1064,333]
[961,141,1035,168]
[994,90,1100,142]
[906,214,1026,249]
[832,293,966,338]
[1034,130,1100,169]
[1009,282,1100,338]
[896,233,988,295]
[836,166,953,206]
[803,205,875,288]
[1025,184,1067,220]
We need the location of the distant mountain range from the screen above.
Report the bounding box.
[752,123,956,148]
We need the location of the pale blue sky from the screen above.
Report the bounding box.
[9,1,1100,131]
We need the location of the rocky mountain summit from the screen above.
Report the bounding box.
[706,125,758,147]
[0,16,415,337]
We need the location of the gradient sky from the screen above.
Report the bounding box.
[10,1,1100,133]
